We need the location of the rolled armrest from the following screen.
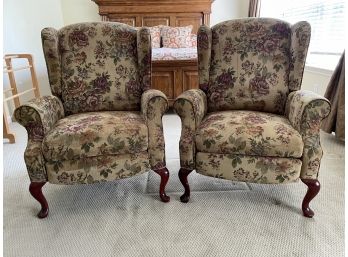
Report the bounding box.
[141,89,169,169]
[173,89,207,169]
[14,95,65,141]
[285,90,331,179]
[285,90,331,137]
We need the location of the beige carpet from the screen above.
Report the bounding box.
[3,113,345,257]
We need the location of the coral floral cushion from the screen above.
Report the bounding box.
[148,26,161,48]
[190,34,197,48]
[162,26,193,48]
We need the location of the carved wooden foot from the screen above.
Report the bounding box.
[301,179,320,218]
[29,182,49,218]
[179,168,193,203]
[154,167,170,202]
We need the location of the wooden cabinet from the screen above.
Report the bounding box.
[92,0,212,31]
[152,60,198,106]
[92,0,210,106]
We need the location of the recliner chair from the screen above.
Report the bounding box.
[174,18,330,217]
[15,22,170,218]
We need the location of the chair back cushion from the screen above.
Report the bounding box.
[42,22,152,114]
[198,18,308,114]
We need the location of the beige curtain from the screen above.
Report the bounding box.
[321,51,345,141]
[248,0,261,17]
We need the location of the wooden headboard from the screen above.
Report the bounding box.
[92,0,213,32]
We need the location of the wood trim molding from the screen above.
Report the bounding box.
[92,0,212,15]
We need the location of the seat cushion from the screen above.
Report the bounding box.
[42,111,148,161]
[196,110,303,158]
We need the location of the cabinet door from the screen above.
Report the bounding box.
[108,15,136,26]
[152,70,175,101]
[142,16,170,27]
[183,70,199,91]
[175,14,202,33]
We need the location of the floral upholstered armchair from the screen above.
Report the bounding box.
[173,18,331,217]
[14,22,170,218]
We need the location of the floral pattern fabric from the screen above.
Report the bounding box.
[162,26,193,48]
[43,22,152,115]
[47,152,150,185]
[148,26,161,48]
[42,111,148,162]
[197,18,311,114]
[196,110,303,158]
[14,95,65,141]
[285,90,331,179]
[289,22,311,91]
[176,18,329,185]
[196,153,302,184]
[141,89,168,169]
[152,47,197,61]
[41,28,62,98]
[173,89,207,169]
[24,141,48,182]
[16,22,168,184]
[14,95,65,182]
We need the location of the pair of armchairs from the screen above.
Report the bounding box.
[15,19,330,219]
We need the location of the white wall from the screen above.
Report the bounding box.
[3,0,64,115]
[211,0,249,26]
[59,0,249,26]
[60,0,100,25]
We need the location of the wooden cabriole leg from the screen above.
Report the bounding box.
[154,167,170,203]
[29,182,49,218]
[178,168,193,203]
[301,179,320,218]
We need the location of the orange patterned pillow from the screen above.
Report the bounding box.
[148,26,161,48]
[190,34,197,48]
[161,26,193,48]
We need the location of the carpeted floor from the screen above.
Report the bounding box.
[3,113,345,257]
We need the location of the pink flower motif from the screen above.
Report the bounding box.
[68,77,87,96]
[69,29,89,47]
[198,33,209,49]
[86,95,101,108]
[93,73,110,94]
[308,158,320,171]
[263,39,277,53]
[249,75,269,96]
[27,122,44,141]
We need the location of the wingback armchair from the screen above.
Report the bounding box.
[14,22,170,218]
[173,18,331,217]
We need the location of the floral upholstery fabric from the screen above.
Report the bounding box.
[196,110,303,158]
[141,90,168,169]
[196,153,302,184]
[14,95,65,141]
[176,18,330,185]
[173,89,207,169]
[42,111,148,161]
[285,90,331,179]
[41,28,62,98]
[152,47,197,61]
[289,22,311,91]
[46,153,150,185]
[162,26,193,48]
[24,141,48,182]
[14,95,65,182]
[15,22,168,184]
[42,22,152,115]
[197,18,311,114]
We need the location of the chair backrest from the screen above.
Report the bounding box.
[197,18,310,114]
[41,22,151,114]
